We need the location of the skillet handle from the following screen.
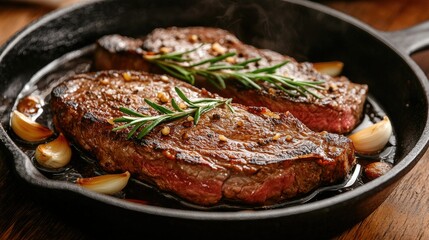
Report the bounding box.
[382,21,429,55]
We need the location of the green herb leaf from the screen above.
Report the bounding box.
[171,98,183,112]
[175,87,194,106]
[112,88,234,139]
[251,61,289,74]
[144,99,174,114]
[190,52,236,67]
[144,45,325,98]
[118,107,146,117]
[193,107,202,125]
[136,116,168,139]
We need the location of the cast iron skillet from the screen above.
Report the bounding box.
[1,0,429,239]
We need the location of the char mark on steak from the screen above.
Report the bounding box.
[51,70,356,207]
[94,27,368,134]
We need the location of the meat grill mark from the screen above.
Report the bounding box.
[51,70,356,206]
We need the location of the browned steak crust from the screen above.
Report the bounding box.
[95,27,368,134]
[51,70,356,207]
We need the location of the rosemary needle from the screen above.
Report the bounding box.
[144,45,325,98]
[112,87,234,139]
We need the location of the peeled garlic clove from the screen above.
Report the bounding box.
[35,133,72,169]
[11,110,53,142]
[313,61,344,77]
[76,171,131,195]
[348,116,392,154]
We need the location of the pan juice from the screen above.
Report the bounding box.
[10,45,396,210]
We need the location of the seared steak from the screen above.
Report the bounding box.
[51,70,356,207]
[95,27,368,134]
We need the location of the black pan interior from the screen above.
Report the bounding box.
[0,0,428,238]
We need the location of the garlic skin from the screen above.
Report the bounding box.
[348,116,392,154]
[11,110,53,142]
[35,133,72,169]
[313,61,344,77]
[76,171,131,195]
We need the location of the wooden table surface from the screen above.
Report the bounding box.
[1,0,429,239]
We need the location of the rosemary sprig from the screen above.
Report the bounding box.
[112,87,234,139]
[144,45,325,98]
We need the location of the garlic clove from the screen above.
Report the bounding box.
[35,133,72,169]
[11,110,54,142]
[313,61,344,77]
[348,116,392,155]
[76,171,131,195]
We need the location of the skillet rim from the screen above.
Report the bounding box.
[0,0,429,221]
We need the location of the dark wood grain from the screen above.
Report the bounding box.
[320,0,429,31]
[1,0,429,239]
